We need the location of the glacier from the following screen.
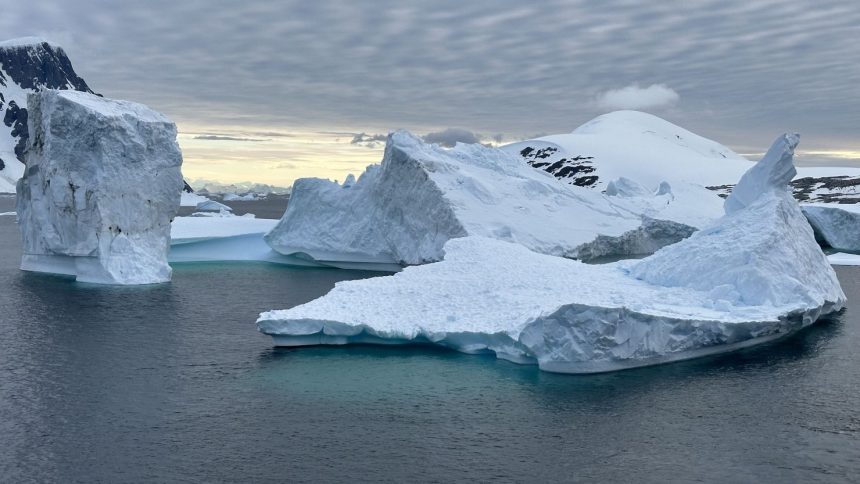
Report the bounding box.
[265,130,725,269]
[16,90,184,284]
[257,133,845,373]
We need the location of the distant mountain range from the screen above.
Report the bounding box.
[189,179,291,195]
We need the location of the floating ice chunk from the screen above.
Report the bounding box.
[196,200,232,212]
[801,204,860,253]
[257,134,845,373]
[16,90,183,284]
[180,191,210,206]
[827,252,860,266]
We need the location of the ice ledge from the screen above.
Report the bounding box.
[21,254,171,284]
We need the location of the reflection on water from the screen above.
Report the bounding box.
[1,208,859,482]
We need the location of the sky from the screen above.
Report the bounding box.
[1,0,858,186]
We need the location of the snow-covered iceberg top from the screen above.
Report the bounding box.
[265,130,719,269]
[16,90,184,284]
[257,134,845,373]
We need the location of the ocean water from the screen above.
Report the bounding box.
[1,195,859,482]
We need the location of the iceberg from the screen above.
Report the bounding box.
[180,191,210,207]
[801,204,860,253]
[257,133,845,373]
[168,215,360,267]
[16,90,184,284]
[196,200,232,212]
[265,130,721,269]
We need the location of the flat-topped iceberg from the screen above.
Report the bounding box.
[257,134,845,373]
[169,215,282,263]
[265,130,722,269]
[16,90,183,284]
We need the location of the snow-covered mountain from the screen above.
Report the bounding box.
[0,37,196,194]
[504,110,860,203]
[0,37,95,192]
[502,111,750,190]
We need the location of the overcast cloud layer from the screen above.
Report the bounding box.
[1,0,858,178]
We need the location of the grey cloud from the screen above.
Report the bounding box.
[1,0,858,157]
[351,132,388,144]
[193,135,267,142]
[596,84,680,111]
[351,132,389,148]
[423,128,482,147]
[252,131,295,138]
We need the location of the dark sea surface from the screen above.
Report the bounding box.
[1,194,859,483]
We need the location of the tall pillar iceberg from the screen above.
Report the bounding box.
[16,90,184,284]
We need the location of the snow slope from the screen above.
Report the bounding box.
[266,130,723,269]
[257,133,844,373]
[505,110,860,205]
[503,111,751,189]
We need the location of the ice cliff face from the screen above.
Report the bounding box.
[266,130,722,269]
[258,133,845,373]
[16,90,184,284]
[0,38,95,192]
